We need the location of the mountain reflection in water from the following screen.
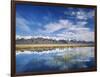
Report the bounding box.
[16,47,95,74]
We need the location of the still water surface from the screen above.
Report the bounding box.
[16,47,95,74]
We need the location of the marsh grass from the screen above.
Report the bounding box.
[16,44,94,51]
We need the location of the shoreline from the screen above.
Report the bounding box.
[16,44,94,51]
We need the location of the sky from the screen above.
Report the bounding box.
[16,3,95,41]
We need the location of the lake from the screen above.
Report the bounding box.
[16,47,95,74]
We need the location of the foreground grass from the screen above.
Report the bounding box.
[16,44,94,51]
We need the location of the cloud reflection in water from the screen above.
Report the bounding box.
[16,47,95,73]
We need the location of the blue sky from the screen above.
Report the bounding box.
[16,3,95,41]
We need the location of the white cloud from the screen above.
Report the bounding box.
[16,29,94,41]
[16,13,32,33]
[76,10,87,20]
[43,19,73,33]
[44,23,63,33]
[64,9,94,21]
[77,21,88,26]
[69,27,90,32]
[56,30,94,41]
[16,16,94,41]
[16,35,33,39]
[71,11,76,15]
[16,17,31,32]
[87,10,95,18]
[75,32,94,41]
[76,10,95,20]
[43,19,88,33]
[37,18,94,41]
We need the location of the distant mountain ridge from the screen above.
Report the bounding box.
[16,36,94,44]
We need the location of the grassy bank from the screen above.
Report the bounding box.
[16,44,94,51]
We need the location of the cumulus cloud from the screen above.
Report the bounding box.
[37,18,94,41]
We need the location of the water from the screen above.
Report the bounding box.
[16,47,95,74]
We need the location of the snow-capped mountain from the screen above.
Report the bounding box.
[16,35,94,44]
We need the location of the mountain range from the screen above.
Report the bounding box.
[16,36,94,44]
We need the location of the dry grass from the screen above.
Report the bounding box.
[16,44,94,51]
